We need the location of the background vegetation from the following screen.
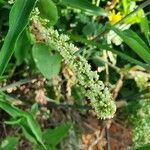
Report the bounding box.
[0,0,150,149]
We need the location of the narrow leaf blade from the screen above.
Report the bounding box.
[0,0,37,75]
[59,0,108,16]
[111,27,150,64]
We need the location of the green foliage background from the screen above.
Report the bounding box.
[0,0,150,149]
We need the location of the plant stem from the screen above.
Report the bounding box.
[0,78,34,92]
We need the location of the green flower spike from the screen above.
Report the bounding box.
[31,18,116,119]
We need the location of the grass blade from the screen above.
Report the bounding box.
[59,0,108,16]
[69,34,150,70]
[0,97,46,149]
[111,26,150,64]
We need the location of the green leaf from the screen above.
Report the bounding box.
[0,0,37,75]
[111,27,150,64]
[5,118,22,125]
[20,117,39,145]
[0,98,46,150]
[0,99,21,117]
[140,15,150,43]
[82,22,102,36]
[133,144,150,150]
[24,112,45,148]
[14,29,31,66]
[32,43,62,79]
[0,136,19,150]
[69,34,150,70]
[37,0,58,26]
[0,76,8,81]
[59,0,108,16]
[43,122,71,147]
[30,103,39,116]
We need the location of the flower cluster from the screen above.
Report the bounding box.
[31,19,116,119]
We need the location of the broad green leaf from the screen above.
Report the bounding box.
[37,0,58,26]
[43,122,71,147]
[59,0,108,16]
[14,29,31,66]
[0,0,37,75]
[111,27,150,64]
[32,43,62,79]
[0,136,19,150]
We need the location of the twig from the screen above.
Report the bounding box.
[103,50,109,84]
[46,95,91,111]
[116,101,127,108]
[129,70,150,79]
[113,73,124,100]
[2,124,7,136]
[83,122,97,132]
[95,56,120,73]
[105,127,111,150]
[88,128,105,150]
[0,78,35,92]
